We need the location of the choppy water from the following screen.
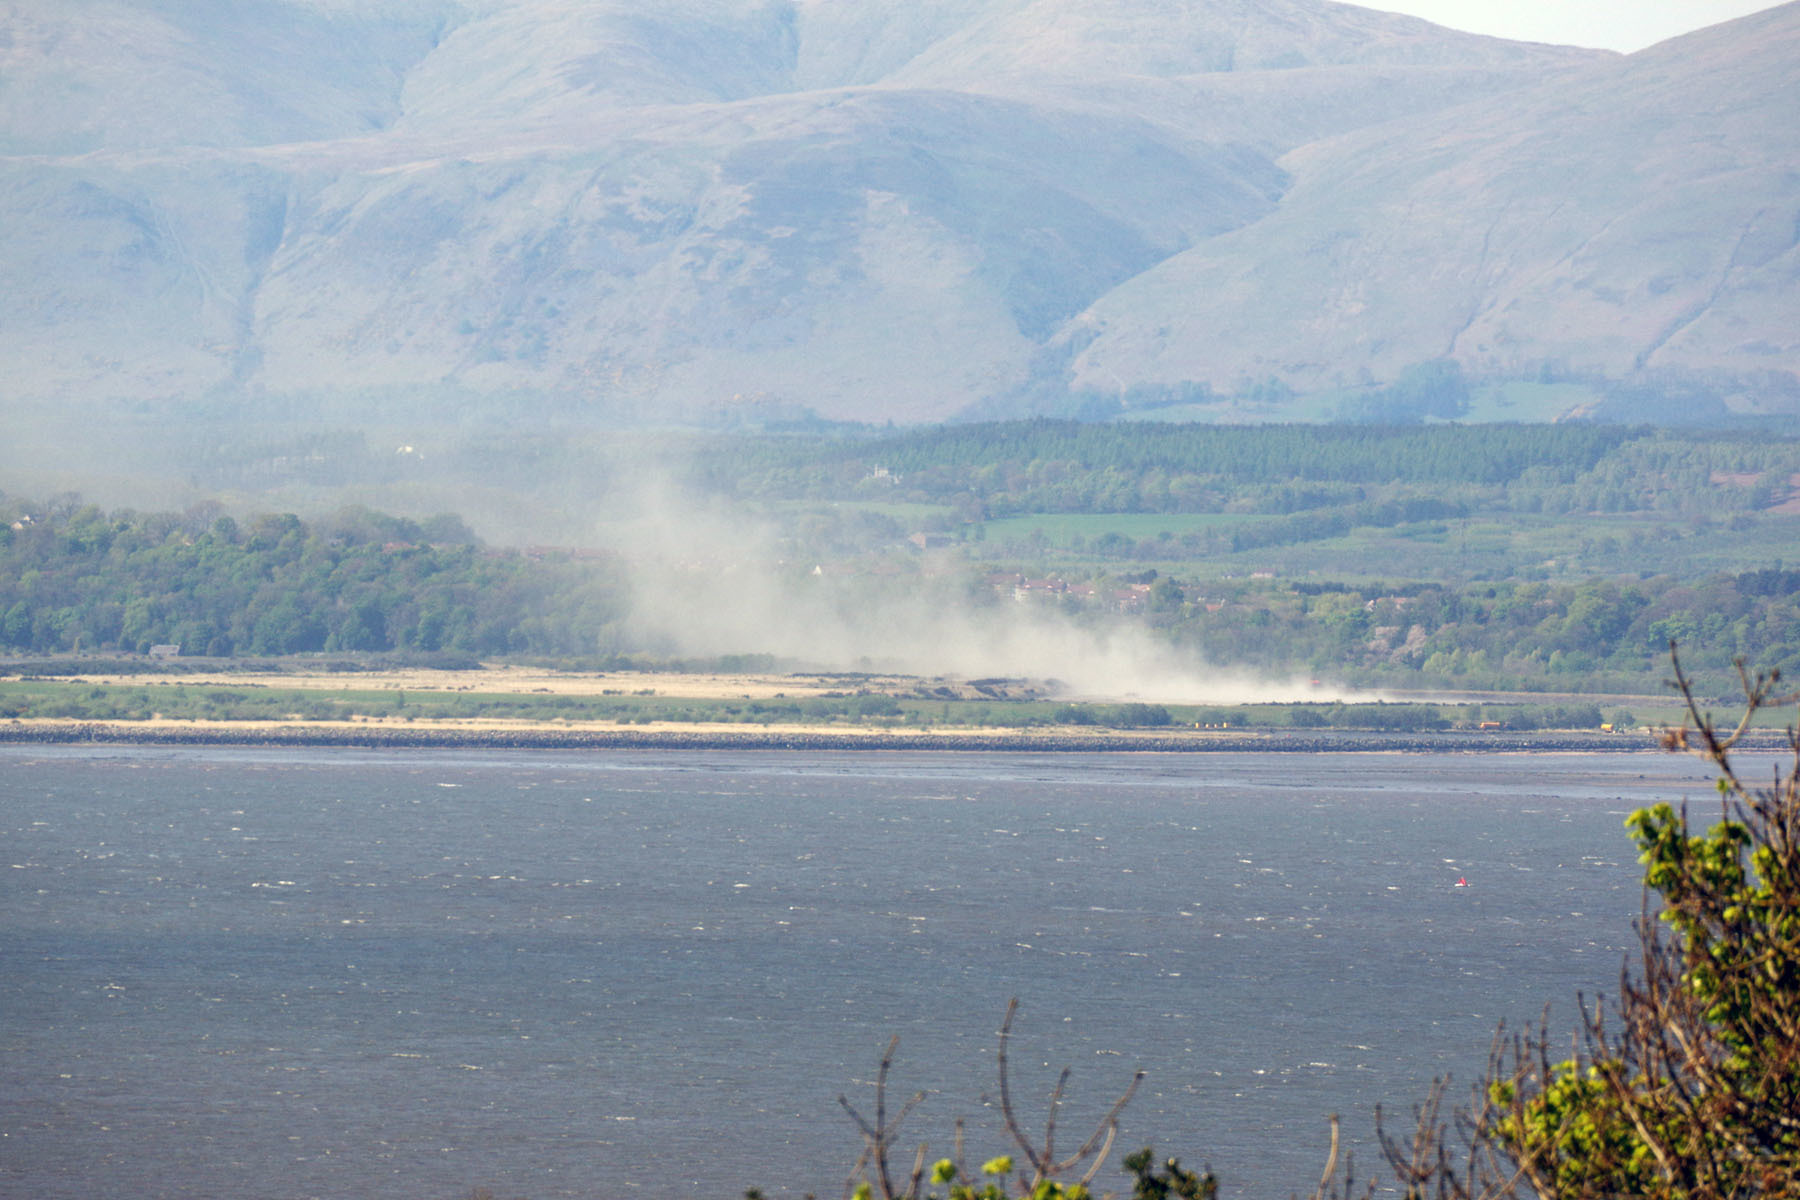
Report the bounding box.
[0,745,1723,1199]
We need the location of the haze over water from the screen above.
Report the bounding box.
[1,746,1722,1198]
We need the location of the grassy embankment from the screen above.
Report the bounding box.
[0,663,1709,735]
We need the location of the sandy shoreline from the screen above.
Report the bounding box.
[0,716,1682,754]
[14,665,1049,701]
[9,662,1678,707]
[2,663,1728,752]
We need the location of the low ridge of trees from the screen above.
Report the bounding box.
[1159,573,1800,687]
[0,500,625,658]
[690,421,1797,519]
[5,494,1798,692]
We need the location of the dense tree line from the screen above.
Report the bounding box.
[959,563,1800,688]
[0,499,625,657]
[685,422,1799,526]
[836,421,1635,485]
[3,492,1795,689]
[1145,570,1800,686]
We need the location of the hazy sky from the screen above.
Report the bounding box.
[1370,0,1779,51]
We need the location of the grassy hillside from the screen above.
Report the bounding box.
[13,1,1792,427]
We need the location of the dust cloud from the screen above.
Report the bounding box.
[1,415,1374,705]
[591,476,1367,705]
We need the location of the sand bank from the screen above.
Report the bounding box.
[0,716,1673,754]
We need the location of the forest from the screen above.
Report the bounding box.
[684,420,1789,515]
[0,500,624,659]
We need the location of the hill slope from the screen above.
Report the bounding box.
[0,0,1791,426]
[1066,4,1800,407]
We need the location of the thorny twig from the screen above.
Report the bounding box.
[990,997,1145,1189]
[839,1036,926,1200]
[843,1000,1143,1198]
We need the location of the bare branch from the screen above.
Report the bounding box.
[1041,1066,1070,1169]
[1051,1069,1144,1175]
[1312,1114,1340,1200]
[993,997,1046,1176]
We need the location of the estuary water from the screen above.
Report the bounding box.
[0,745,1726,1199]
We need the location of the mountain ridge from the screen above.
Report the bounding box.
[1064,3,1800,402]
[0,0,1791,427]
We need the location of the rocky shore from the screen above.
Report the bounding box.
[0,721,1707,754]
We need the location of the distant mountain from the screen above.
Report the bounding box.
[1065,3,1800,408]
[0,0,1791,427]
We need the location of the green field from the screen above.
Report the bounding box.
[1197,513,1798,583]
[1462,381,1602,423]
